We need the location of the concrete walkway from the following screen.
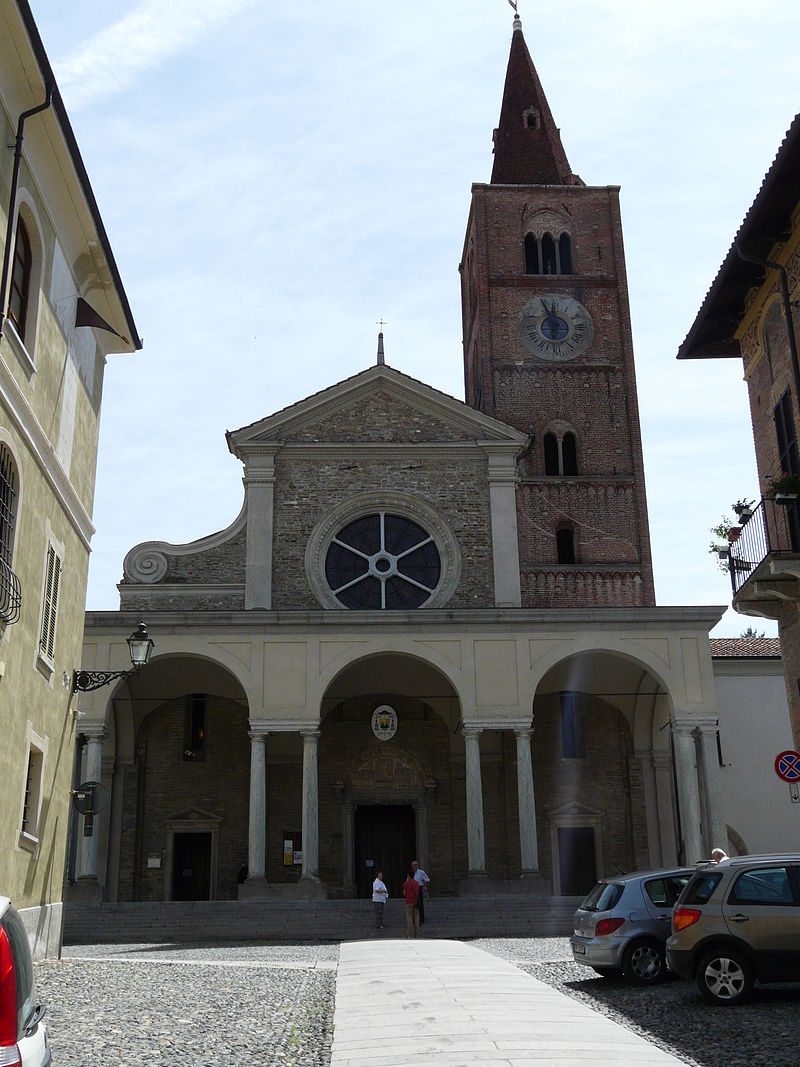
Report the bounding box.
[331,939,689,1067]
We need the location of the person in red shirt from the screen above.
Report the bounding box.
[402,868,420,938]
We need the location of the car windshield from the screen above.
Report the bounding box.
[681,870,723,905]
[580,881,623,912]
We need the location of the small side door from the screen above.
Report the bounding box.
[722,863,800,981]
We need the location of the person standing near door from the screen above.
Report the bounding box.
[372,870,388,929]
[411,860,430,925]
[403,868,421,937]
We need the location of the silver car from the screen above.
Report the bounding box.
[570,867,694,984]
[0,897,50,1066]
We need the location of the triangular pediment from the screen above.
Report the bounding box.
[227,364,528,455]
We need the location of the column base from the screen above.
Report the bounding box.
[458,872,497,896]
[518,871,551,895]
[297,875,327,900]
[67,878,104,905]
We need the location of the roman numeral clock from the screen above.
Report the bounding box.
[516,294,593,361]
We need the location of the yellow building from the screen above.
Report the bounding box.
[0,0,140,957]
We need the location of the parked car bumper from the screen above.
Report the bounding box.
[665,945,694,979]
[570,933,625,968]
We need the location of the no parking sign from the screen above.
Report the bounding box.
[775,751,800,803]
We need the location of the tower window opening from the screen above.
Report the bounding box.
[524,231,572,276]
[541,233,557,275]
[523,107,540,130]
[556,526,576,564]
[544,431,579,476]
[524,233,540,275]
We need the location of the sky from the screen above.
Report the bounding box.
[28,0,800,634]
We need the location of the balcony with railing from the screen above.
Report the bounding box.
[727,496,800,617]
[0,555,22,625]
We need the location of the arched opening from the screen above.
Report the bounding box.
[524,233,540,275]
[96,654,251,903]
[319,652,461,897]
[541,233,557,274]
[533,651,672,894]
[543,432,559,475]
[556,526,575,564]
[562,432,578,475]
[559,232,573,274]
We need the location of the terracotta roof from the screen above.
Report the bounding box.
[490,17,577,186]
[709,637,782,658]
[677,112,800,361]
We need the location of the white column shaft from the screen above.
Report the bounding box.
[697,725,727,853]
[673,726,703,864]
[248,733,268,878]
[77,734,105,880]
[515,730,539,873]
[301,731,320,880]
[464,729,486,873]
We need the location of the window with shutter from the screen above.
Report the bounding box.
[39,544,62,661]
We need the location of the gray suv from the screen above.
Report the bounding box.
[570,867,694,984]
[666,854,800,1005]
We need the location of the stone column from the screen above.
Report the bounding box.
[301,729,320,883]
[636,750,662,868]
[247,731,268,879]
[243,446,279,609]
[463,728,486,875]
[653,751,679,866]
[514,728,540,874]
[672,722,703,864]
[74,727,107,902]
[696,720,727,854]
[485,450,522,607]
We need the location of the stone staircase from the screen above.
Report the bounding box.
[63,896,580,945]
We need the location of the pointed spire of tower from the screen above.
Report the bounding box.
[376,322,385,365]
[490,14,578,185]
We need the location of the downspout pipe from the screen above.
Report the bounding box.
[735,243,800,405]
[0,87,54,346]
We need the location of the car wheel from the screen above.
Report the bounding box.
[621,939,666,985]
[696,947,753,1005]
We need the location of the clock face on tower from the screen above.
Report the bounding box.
[516,294,594,361]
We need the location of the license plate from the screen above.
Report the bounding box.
[573,944,585,955]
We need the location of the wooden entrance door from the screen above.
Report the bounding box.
[171,831,212,900]
[558,826,597,895]
[354,805,416,899]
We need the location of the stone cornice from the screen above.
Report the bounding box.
[85,604,727,633]
[0,353,94,549]
[118,583,244,597]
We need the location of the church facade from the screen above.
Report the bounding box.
[71,17,725,907]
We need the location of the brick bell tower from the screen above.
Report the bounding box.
[460,13,655,608]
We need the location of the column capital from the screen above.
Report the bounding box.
[671,719,698,737]
[300,728,321,742]
[514,727,533,741]
[461,726,483,740]
[693,717,721,733]
[80,724,108,743]
[248,730,269,743]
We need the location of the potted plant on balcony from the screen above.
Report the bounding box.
[709,516,734,573]
[766,474,800,504]
[732,498,755,523]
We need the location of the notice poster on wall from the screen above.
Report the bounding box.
[283,839,293,866]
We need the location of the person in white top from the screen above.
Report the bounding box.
[372,871,388,929]
[411,860,430,925]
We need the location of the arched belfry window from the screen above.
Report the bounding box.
[524,234,540,275]
[544,430,578,476]
[8,217,32,341]
[523,230,573,276]
[559,233,573,274]
[556,526,576,564]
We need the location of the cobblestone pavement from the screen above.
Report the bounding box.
[37,944,338,1066]
[473,937,800,1067]
[35,938,800,1066]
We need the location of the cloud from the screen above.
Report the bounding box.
[53,0,253,109]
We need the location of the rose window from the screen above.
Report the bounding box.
[324,512,441,609]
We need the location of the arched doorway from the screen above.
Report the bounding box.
[318,652,461,897]
[104,654,250,902]
[533,651,673,895]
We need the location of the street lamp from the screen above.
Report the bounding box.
[72,621,154,693]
